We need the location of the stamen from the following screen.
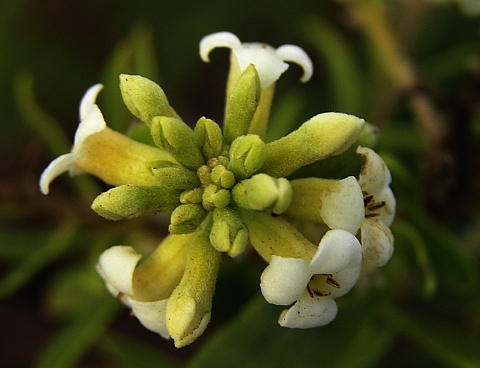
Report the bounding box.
[306,284,315,298]
[116,292,124,300]
[363,194,374,207]
[326,277,341,289]
[313,290,331,297]
[365,213,380,218]
[368,201,386,211]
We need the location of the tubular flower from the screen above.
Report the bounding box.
[39,31,395,347]
[260,229,362,328]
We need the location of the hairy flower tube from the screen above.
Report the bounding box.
[40,31,395,347]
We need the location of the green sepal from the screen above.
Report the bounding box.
[151,116,205,170]
[119,74,180,126]
[180,188,204,204]
[91,185,181,220]
[169,204,208,234]
[261,112,365,177]
[194,117,224,160]
[228,134,266,180]
[210,207,249,258]
[232,173,292,214]
[148,160,200,190]
[223,65,261,144]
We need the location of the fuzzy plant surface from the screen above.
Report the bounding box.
[40,31,395,348]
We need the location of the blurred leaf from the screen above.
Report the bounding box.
[0,226,50,262]
[189,295,393,368]
[410,209,478,296]
[0,222,78,298]
[13,70,70,156]
[384,305,480,368]
[392,219,437,297]
[100,332,181,368]
[264,88,306,143]
[34,296,120,368]
[44,262,108,320]
[100,24,161,133]
[303,16,366,116]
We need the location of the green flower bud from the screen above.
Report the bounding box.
[151,116,205,170]
[148,160,200,190]
[228,134,266,180]
[166,229,220,348]
[119,74,180,126]
[169,204,207,234]
[210,207,248,257]
[223,64,261,144]
[210,165,235,189]
[261,112,365,177]
[193,117,223,160]
[92,185,181,220]
[240,210,317,262]
[202,184,231,211]
[232,173,292,214]
[180,187,203,204]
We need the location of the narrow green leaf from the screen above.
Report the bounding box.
[100,332,182,368]
[34,296,120,368]
[189,295,393,368]
[391,219,437,297]
[303,16,365,115]
[384,305,480,368]
[0,222,78,298]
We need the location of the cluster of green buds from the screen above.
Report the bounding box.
[40,32,395,347]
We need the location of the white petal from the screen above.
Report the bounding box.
[233,46,289,89]
[129,298,170,339]
[310,229,362,275]
[75,98,106,147]
[319,176,364,234]
[260,256,311,305]
[357,146,392,195]
[279,292,338,328]
[79,84,103,121]
[327,263,362,298]
[97,246,142,296]
[374,186,396,227]
[275,44,313,83]
[361,219,394,267]
[39,153,76,194]
[199,31,241,62]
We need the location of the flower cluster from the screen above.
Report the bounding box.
[40,31,395,347]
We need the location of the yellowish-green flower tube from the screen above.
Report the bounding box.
[91,184,182,220]
[240,210,317,262]
[166,224,221,347]
[223,64,261,144]
[132,233,195,302]
[119,74,180,126]
[76,127,178,187]
[283,177,337,223]
[261,112,365,177]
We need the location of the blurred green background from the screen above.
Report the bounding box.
[1,0,480,367]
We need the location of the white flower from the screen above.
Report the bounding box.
[260,229,362,328]
[199,31,313,90]
[320,147,395,267]
[39,84,106,194]
[96,245,170,339]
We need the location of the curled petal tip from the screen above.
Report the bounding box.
[79,84,104,120]
[199,32,241,62]
[39,153,76,195]
[275,44,313,83]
